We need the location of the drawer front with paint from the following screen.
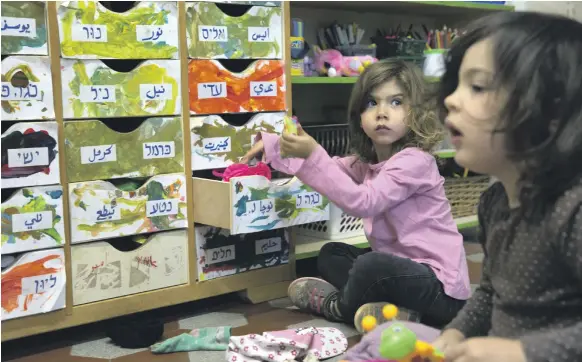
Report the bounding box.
[1,1,48,56]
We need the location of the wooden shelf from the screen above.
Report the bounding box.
[434,149,456,159]
[292,76,441,84]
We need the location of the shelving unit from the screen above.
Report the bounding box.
[292,76,442,84]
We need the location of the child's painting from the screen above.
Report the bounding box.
[204,1,281,6]
[65,117,184,182]
[57,1,178,59]
[191,113,284,170]
[186,3,282,59]
[230,175,330,234]
[2,186,66,255]
[61,59,181,119]
[1,122,61,189]
[195,225,288,281]
[69,173,188,243]
[1,248,66,321]
[71,230,188,305]
[1,56,55,121]
[1,1,48,56]
[188,60,286,115]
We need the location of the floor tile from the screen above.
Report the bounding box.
[178,312,248,330]
[70,337,146,359]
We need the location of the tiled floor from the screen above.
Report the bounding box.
[3,241,484,362]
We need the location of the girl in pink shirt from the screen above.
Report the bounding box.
[242,60,470,331]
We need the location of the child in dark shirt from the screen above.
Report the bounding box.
[431,11,582,362]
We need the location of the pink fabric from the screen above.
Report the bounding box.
[261,132,471,301]
[213,162,272,182]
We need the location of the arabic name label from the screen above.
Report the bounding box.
[145,199,180,218]
[142,141,176,160]
[79,85,116,103]
[202,136,231,154]
[80,144,117,164]
[135,24,169,43]
[90,204,121,223]
[12,211,53,233]
[248,27,272,42]
[245,198,276,217]
[198,82,227,99]
[1,17,37,38]
[71,24,108,42]
[205,245,236,265]
[7,147,50,168]
[139,84,173,101]
[255,237,282,255]
[21,273,59,295]
[198,25,228,42]
[1,82,43,101]
[295,191,323,209]
[250,81,277,97]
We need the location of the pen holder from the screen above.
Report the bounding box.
[375,38,426,59]
[423,49,446,78]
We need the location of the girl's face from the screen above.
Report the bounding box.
[360,80,409,154]
[444,38,512,176]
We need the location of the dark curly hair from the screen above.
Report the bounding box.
[437,11,582,220]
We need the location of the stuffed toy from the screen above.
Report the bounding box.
[313,46,378,77]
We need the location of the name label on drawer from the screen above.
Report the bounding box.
[255,237,282,255]
[248,27,272,42]
[250,81,277,97]
[146,199,179,218]
[296,192,323,209]
[198,82,226,99]
[80,145,117,164]
[72,24,108,42]
[21,273,59,295]
[205,245,236,265]
[91,204,121,223]
[140,84,173,101]
[80,85,116,103]
[7,147,49,168]
[1,17,36,38]
[143,141,175,159]
[136,25,169,43]
[12,211,53,233]
[198,25,227,42]
[202,137,231,154]
[245,199,276,217]
[1,82,43,101]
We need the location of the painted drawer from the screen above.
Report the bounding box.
[186,2,282,59]
[2,186,66,255]
[1,122,61,189]
[188,60,286,115]
[195,225,288,281]
[61,59,181,119]
[65,117,184,182]
[1,248,66,320]
[192,175,330,235]
[1,1,48,56]
[69,173,188,243]
[57,1,179,59]
[71,229,188,305]
[191,113,284,170]
[205,1,281,6]
[1,56,55,121]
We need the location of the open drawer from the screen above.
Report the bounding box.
[192,175,330,235]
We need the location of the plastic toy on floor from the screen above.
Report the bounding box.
[313,46,378,77]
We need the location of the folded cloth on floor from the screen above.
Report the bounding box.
[151,326,230,353]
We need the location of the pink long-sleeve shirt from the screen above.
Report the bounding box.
[262,133,471,300]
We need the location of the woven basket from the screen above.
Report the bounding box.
[444,176,490,218]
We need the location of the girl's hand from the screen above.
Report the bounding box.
[240,139,265,164]
[433,329,465,355]
[280,126,319,159]
[445,337,526,362]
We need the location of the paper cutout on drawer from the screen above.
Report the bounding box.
[61,59,181,119]
[1,248,66,320]
[188,60,285,115]
[1,56,55,121]
[71,230,188,305]
[1,1,48,56]
[195,226,288,281]
[186,2,282,59]
[57,1,178,59]
[65,117,184,182]
[69,173,188,243]
[2,186,65,255]
[191,113,284,170]
[1,122,61,189]
[231,176,330,234]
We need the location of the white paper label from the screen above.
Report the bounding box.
[72,24,108,42]
[136,24,169,43]
[139,84,172,101]
[245,198,276,217]
[202,137,231,154]
[90,204,121,223]
[255,237,282,255]
[1,17,36,38]
[198,82,226,99]
[205,245,236,265]
[198,25,227,42]
[143,141,175,159]
[146,199,179,218]
[7,147,49,168]
[250,81,277,97]
[80,145,117,164]
[21,273,59,295]
[12,211,53,233]
[80,85,116,103]
[248,27,272,42]
[296,192,323,209]
[1,82,43,101]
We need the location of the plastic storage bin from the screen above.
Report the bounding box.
[295,203,364,240]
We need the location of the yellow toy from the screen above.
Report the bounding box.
[283,115,299,135]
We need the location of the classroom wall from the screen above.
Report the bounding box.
[509,1,581,21]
